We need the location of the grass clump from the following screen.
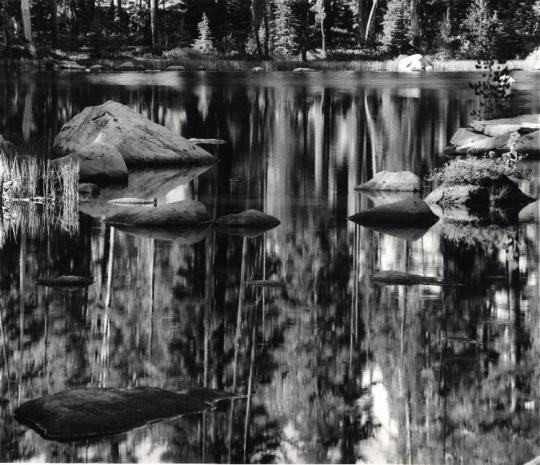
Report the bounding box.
[427,153,530,185]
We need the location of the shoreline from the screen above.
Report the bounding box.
[1,56,537,73]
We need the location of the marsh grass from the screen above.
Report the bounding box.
[0,151,79,236]
[427,154,530,185]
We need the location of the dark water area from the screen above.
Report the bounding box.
[0,69,539,463]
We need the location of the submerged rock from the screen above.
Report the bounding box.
[449,114,540,154]
[54,100,216,166]
[37,275,94,289]
[215,210,280,237]
[349,198,438,227]
[15,387,240,442]
[105,200,211,227]
[396,54,433,72]
[371,270,460,287]
[355,171,422,192]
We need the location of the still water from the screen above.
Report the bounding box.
[0,70,540,464]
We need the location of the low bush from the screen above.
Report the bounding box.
[427,153,530,185]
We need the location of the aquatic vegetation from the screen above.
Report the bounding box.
[427,154,529,185]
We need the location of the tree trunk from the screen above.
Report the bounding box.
[252,0,262,57]
[50,0,58,45]
[263,0,269,58]
[410,0,419,49]
[320,16,326,52]
[20,0,36,56]
[357,0,366,45]
[365,0,378,42]
[150,0,159,49]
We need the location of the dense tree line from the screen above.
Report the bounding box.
[0,0,539,60]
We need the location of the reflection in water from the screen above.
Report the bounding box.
[0,70,539,463]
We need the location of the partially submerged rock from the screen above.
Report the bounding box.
[105,200,211,227]
[189,138,227,145]
[58,61,85,71]
[425,175,534,211]
[37,275,94,289]
[449,114,540,154]
[54,101,216,166]
[396,54,433,72]
[355,171,422,192]
[371,270,460,287]
[215,210,280,236]
[166,65,185,71]
[52,143,128,184]
[15,387,240,441]
[293,67,315,72]
[349,198,438,227]
[108,197,155,205]
[251,66,263,72]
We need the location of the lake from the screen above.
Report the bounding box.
[0,69,539,464]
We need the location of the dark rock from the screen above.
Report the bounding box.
[15,387,240,441]
[105,200,211,227]
[215,210,280,236]
[116,224,209,245]
[54,100,216,166]
[37,275,94,289]
[349,198,438,227]
[371,270,461,287]
[78,183,101,199]
[355,171,422,192]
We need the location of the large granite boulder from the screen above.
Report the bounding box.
[396,54,433,72]
[54,100,216,166]
[215,209,280,237]
[105,200,210,227]
[355,171,422,192]
[349,198,438,227]
[52,144,128,184]
[449,114,540,154]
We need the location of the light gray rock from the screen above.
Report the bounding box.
[58,60,85,70]
[396,54,433,72]
[424,184,489,207]
[105,200,211,227]
[166,65,185,71]
[117,61,135,70]
[449,114,540,154]
[293,67,315,72]
[251,66,263,72]
[54,100,216,166]
[355,171,422,192]
[88,64,104,71]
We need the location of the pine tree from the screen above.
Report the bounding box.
[271,0,296,57]
[193,13,215,53]
[381,0,411,54]
[461,0,503,59]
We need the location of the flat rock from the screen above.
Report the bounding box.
[15,387,239,441]
[108,197,155,205]
[450,114,540,154]
[349,198,438,227]
[215,209,280,228]
[37,275,94,289]
[54,100,216,166]
[166,65,185,71]
[88,64,104,71]
[293,68,315,72]
[371,271,460,287]
[189,138,227,145]
[105,200,211,227]
[355,171,422,192]
[58,60,85,70]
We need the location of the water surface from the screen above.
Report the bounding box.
[0,70,539,464]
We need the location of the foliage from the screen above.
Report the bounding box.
[381,0,411,54]
[192,13,215,54]
[427,154,530,185]
[468,60,513,120]
[460,0,503,59]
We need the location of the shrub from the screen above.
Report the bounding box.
[469,60,513,120]
[427,154,529,185]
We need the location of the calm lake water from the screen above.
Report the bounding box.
[0,70,540,464]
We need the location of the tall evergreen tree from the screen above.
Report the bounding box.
[193,12,215,53]
[381,0,411,53]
